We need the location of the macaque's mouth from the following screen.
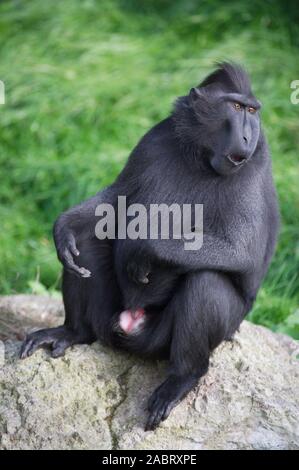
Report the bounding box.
[226,154,247,165]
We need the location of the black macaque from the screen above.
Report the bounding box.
[20,63,280,431]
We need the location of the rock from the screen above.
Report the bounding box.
[0,295,298,450]
[0,295,63,341]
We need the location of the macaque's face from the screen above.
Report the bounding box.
[190,87,261,176]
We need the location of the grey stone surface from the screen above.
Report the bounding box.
[0,294,63,340]
[0,295,298,450]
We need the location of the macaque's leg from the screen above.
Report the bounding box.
[146,271,246,430]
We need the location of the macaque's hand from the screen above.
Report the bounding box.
[54,225,91,278]
[127,255,151,285]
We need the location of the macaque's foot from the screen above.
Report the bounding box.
[145,374,198,431]
[127,257,151,285]
[20,326,90,359]
[119,308,146,334]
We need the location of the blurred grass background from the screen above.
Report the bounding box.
[0,0,298,337]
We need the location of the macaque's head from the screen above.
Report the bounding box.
[174,62,262,176]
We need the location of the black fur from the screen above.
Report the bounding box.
[20,63,280,431]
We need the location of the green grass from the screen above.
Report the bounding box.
[0,0,298,337]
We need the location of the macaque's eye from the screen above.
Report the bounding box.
[233,102,242,111]
[248,106,256,114]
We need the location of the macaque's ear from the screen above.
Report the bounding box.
[189,85,215,106]
[189,87,202,103]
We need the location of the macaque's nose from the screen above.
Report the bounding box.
[243,123,252,145]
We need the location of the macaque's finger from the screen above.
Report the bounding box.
[20,334,54,359]
[63,250,91,278]
[162,402,173,422]
[79,267,92,278]
[145,395,175,431]
[145,402,165,431]
[20,338,35,359]
[51,340,70,358]
[139,272,150,284]
[127,260,150,285]
[68,233,80,257]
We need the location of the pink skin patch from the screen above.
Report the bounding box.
[119,308,145,334]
